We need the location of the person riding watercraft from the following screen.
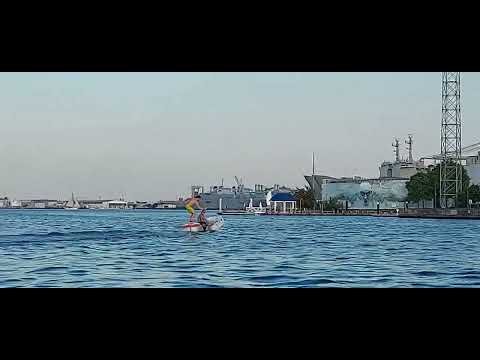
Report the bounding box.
[197,208,208,231]
[185,195,204,223]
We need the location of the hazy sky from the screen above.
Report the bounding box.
[1,72,479,201]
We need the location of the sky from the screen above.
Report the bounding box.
[1,72,479,201]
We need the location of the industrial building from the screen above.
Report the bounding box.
[190,179,294,210]
[0,197,10,208]
[156,200,178,209]
[305,139,480,211]
[464,151,480,186]
[79,199,113,209]
[306,136,428,210]
[106,200,128,209]
[304,73,480,211]
[16,199,63,209]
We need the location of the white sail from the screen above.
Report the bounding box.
[266,191,272,206]
[65,193,80,209]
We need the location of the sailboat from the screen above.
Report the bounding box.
[246,198,255,213]
[64,193,80,210]
[254,202,266,215]
[245,197,266,215]
[217,197,253,215]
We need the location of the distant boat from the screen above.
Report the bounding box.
[218,197,253,215]
[10,200,21,209]
[64,193,80,210]
[254,202,266,215]
[218,210,253,216]
[246,198,266,215]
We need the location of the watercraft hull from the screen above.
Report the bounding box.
[182,216,224,232]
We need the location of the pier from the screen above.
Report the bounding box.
[258,209,398,217]
[397,208,480,220]
[258,208,480,219]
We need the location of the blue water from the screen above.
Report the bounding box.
[0,209,479,287]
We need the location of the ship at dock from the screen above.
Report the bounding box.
[190,177,291,210]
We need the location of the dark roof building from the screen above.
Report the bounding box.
[270,193,296,202]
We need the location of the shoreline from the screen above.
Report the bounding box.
[3,208,480,220]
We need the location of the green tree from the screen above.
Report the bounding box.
[294,186,314,209]
[406,161,471,208]
[406,171,432,206]
[468,184,480,205]
[323,197,340,211]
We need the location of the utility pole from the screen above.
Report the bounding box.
[467,186,470,213]
[440,72,462,209]
[312,152,316,211]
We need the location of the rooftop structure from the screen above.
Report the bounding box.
[270,193,296,202]
[379,135,426,180]
[270,193,297,213]
[307,137,428,210]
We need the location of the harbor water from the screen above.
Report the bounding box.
[0,209,479,287]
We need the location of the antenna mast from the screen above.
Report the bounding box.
[312,152,316,210]
[440,72,462,208]
[392,138,400,163]
[406,135,414,164]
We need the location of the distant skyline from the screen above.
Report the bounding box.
[1,72,480,200]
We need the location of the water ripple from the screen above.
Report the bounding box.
[0,209,479,287]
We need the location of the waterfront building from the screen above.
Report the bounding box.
[133,201,153,209]
[107,200,128,209]
[10,200,21,208]
[304,175,347,202]
[79,199,113,209]
[270,193,297,213]
[190,179,292,210]
[19,199,61,209]
[378,160,426,179]
[322,177,411,209]
[307,137,429,210]
[156,200,178,209]
[465,152,480,186]
[0,197,10,208]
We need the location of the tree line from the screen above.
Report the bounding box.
[406,161,480,208]
[294,161,480,210]
[293,186,339,211]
